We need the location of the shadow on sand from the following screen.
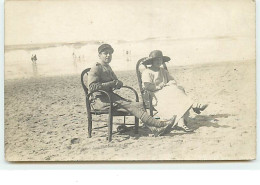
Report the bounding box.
[186,113,232,130]
[118,113,233,140]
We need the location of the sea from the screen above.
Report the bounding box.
[4,37,254,80]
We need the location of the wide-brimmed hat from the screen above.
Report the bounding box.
[98,44,114,54]
[142,50,170,65]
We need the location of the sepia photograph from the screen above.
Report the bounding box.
[4,0,256,161]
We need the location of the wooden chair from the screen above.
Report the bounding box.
[81,68,139,142]
[136,58,168,116]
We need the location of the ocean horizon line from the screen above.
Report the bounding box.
[5,35,251,51]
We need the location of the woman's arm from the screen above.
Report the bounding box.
[165,70,178,84]
[166,72,186,93]
[142,69,167,91]
[143,82,164,92]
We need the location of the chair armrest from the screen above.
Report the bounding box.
[120,86,139,102]
[86,90,113,108]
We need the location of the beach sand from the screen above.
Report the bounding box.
[4,60,256,161]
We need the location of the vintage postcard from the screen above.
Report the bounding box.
[4,0,256,161]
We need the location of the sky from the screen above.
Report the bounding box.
[5,0,255,46]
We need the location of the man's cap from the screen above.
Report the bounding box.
[98,44,114,54]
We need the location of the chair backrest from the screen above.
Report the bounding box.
[136,58,169,109]
[81,68,91,95]
[136,57,147,98]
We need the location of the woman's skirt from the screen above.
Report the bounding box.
[152,84,193,123]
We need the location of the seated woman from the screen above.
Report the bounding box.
[141,50,208,133]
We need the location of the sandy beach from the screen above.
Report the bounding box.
[4,60,256,161]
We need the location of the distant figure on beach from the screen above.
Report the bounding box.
[142,50,208,132]
[31,54,38,76]
[88,44,175,136]
[125,50,131,62]
[72,52,78,71]
[31,54,37,63]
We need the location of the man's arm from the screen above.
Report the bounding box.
[109,66,123,89]
[88,65,117,92]
[89,81,117,92]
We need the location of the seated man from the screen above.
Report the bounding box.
[88,44,175,136]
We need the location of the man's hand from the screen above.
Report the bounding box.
[115,80,123,89]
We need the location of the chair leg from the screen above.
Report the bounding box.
[123,116,126,125]
[135,117,139,134]
[87,114,92,138]
[148,93,153,116]
[149,107,153,116]
[108,114,113,142]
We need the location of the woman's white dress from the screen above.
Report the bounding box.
[142,67,193,123]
